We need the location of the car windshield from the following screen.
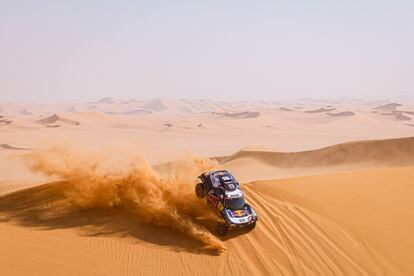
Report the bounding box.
[225,196,246,210]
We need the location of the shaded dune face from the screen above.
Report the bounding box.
[0,144,30,150]
[213,111,261,119]
[327,111,355,117]
[0,181,221,254]
[6,147,226,253]
[305,107,336,113]
[36,114,80,126]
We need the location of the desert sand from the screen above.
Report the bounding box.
[0,98,414,275]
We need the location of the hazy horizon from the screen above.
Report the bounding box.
[1,1,413,102]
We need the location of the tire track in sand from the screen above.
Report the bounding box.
[228,183,401,275]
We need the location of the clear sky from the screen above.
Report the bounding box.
[1,1,413,102]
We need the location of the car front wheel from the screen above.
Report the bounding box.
[195,183,206,198]
[248,221,256,230]
[217,222,228,236]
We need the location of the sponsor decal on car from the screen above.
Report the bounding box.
[232,209,248,217]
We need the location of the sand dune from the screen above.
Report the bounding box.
[214,111,261,119]
[222,136,414,181]
[327,111,355,117]
[92,97,127,104]
[0,118,12,125]
[1,98,414,275]
[395,111,411,121]
[0,144,30,150]
[0,164,412,275]
[402,110,414,115]
[244,166,414,275]
[142,98,171,112]
[105,109,152,115]
[19,109,33,116]
[223,136,414,168]
[121,109,152,115]
[377,109,412,121]
[305,107,336,113]
[36,114,80,126]
[374,102,401,110]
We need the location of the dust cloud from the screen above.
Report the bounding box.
[25,145,225,252]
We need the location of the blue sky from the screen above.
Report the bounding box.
[1,1,413,101]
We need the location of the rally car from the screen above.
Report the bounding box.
[195,170,258,236]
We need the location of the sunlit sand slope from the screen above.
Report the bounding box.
[1,165,412,275]
[223,136,414,181]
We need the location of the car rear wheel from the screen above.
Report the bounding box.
[195,183,206,198]
[217,222,228,236]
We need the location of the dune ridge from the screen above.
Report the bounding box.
[0,118,13,125]
[213,111,261,119]
[36,114,80,126]
[0,144,30,151]
[222,136,414,169]
[374,103,401,110]
[327,111,355,117]
[305,107,336,113]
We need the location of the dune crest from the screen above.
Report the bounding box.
[213,111,261,119]
[305,107,336,113]
[327,111,355,117]
[0,144,29,150]
[374,103,401,110]
[0,118,13,125]
[223,136,414,168]
[36,114,80,126]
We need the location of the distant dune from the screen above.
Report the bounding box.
[123,109,152,115]
[377,110,412,121]
[20,109,33,115]
[305,107,336,113]
[374,103,402,110]
[0,144,29,150]
[36,114,80,126]
[213,111,261,119]
[0,118,12,125]
[280,107,293,111]
[105,109,152,115]
[91,97,127,104]
[395,111,411,121]
[143,98,170,112]
[327,111,355,117]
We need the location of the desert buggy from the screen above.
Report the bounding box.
[195,170,258,236]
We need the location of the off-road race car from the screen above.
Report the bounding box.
[195,170,258,236]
